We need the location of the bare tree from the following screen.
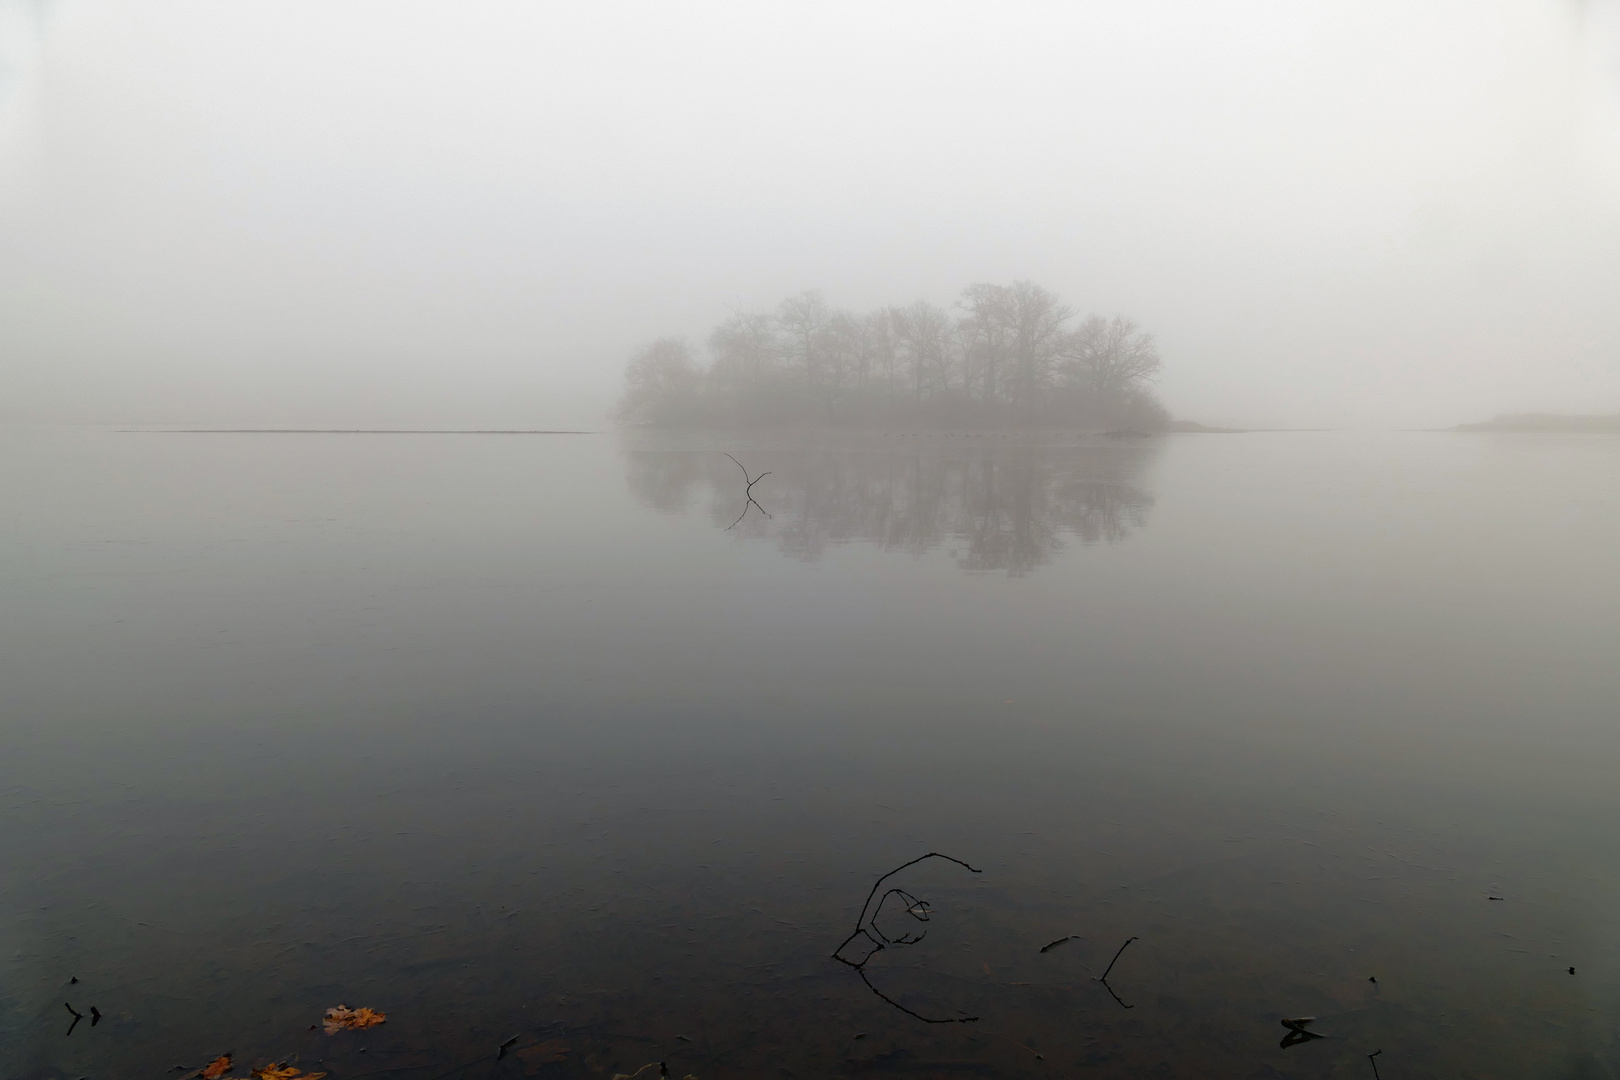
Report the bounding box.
[1003,280,1073,411]
[618,283,1167,428]
[1057,315,1162,416]
[865,309,900,409]
[708,310,779,387]
[957,283,1011,406]
[777,291,832,388]
[618,337,701,424]
[890,300,955,404]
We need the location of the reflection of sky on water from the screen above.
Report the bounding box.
[7,428,1620,1078]
[626,437,1159,575]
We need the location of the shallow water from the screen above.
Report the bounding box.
[3,425,1620,1079]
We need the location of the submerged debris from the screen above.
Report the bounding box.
[612,1064,693,1080]
[1279,1017,1326,1049]
[1094,936,1139,1009]
[723,453,771,529]
[323,1004,386,1033]
[515,1038,570,1067]
[1039,935,1077,953]
[250,1066,326,1080]
[832,852,983,1024]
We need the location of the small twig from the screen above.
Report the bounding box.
[833,852,983,1024]
[1003,1036,1043,1061]
[856,968,979,1024]
[846,852,981,937]
[722,453,772,529]
[1099,979,1133,1010]
[1279,1018,1326,1049]
[1099,936,1137,982]
[1094,936,1138,1008]
[1368,1049,1383,1080]
[1039,935,1077,953]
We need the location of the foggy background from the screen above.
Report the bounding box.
[2,0,1617,430]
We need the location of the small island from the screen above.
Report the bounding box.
[618,281,1170,430]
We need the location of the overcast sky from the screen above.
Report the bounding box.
[2,0,1618,427]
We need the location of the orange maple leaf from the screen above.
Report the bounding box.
[323,1004,386,1033]
[199,1054,232,1079]
[249,1066,326,1080]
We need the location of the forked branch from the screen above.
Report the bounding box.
[723,452,772,529]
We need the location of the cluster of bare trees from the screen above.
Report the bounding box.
[618,282,1168,428]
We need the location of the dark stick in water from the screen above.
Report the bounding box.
[1095,936,1139,1009]
[832,852,983,1024]
[723,453,772,529]
[1099,936,1138,982]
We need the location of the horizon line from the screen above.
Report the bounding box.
[121,428,603,435]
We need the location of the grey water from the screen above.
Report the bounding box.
[3,425,1620,1079]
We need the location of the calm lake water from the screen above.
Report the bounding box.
[4,425,1620,1079]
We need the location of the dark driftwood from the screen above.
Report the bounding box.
[1095,936,1139,1009]
[832,852,983,1024]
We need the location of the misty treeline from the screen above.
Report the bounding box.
[618,282,1168,428]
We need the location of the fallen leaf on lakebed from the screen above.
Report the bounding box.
[323,1004,386,1033]
[250,1065,326,1080]
[516,1038,569,1068]
[199,1055,233,1079]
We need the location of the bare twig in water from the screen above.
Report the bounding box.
[1368,1049,1383,1080]
[1279,1017,1326,1049]
[722,453,772,529]
[1094,936,1138,1009]
[853,967,979,1025]
[1099,980,1133,1010]
[1039,935,1077,953]
[832,852,983,1024]
[1099,936,1137,981]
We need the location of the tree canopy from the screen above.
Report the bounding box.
[619,282,1167,428]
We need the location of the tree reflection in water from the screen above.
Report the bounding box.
[624,436,1159,575]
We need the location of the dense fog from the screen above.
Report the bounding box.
[2,0,1619,428]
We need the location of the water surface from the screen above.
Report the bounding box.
[4,426,1619,1079]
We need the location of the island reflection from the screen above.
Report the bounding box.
[625,436,1160,575]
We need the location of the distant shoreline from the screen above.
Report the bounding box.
[1165,419,1249,433]
[1454,414,1620,434]
[120,429,603,435]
